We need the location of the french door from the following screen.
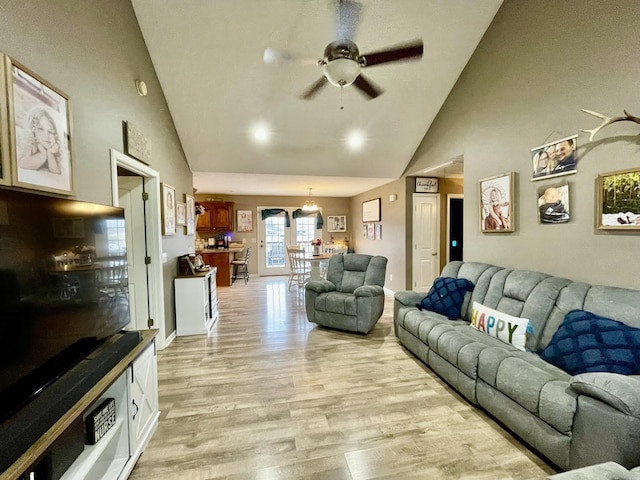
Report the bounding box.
[257,207,321,276]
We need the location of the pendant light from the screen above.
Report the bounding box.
[302,188,318,212]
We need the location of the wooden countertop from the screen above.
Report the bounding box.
[196,248,243,254]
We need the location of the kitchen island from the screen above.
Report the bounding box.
[196,248,244,287]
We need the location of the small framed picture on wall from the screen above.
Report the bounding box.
[479,172,515,233]
[596,168,640,229]
[161,183,176,235]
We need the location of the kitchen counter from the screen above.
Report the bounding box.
[196,248,243,254]
[197,248,244,286]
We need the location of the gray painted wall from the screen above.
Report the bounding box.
[405,0,640,290]
[0,0,195,341]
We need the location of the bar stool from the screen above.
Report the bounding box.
[231,247,251,284]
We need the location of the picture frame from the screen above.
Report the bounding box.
[415,177,439,193]
[161,183,176,235]
[530,134,578,182]
[362,197,381,222]
[596,168,640,230]
[374,223,382,240]
[537,183,570,224]
[0,54,10,186]
[123,121,152,165]
[6,56,74,195]
[479,172,515,233]
[176,201,186,226]
[327,215,347,232]
[185,193,195,235]
[236,209,253,232]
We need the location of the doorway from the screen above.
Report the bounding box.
[412,194,440,292]
[110,150,167,349]
[447,194,464,262]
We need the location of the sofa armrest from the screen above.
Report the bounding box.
[305,280,336,294]
[570,373,640,417]
[394,291,424,307]
[353,285,384,297]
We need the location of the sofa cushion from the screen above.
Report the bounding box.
[470,301,531,351]
[417,276,474,320]
[539,310,640,375]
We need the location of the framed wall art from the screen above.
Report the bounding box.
[161,182,176,235]
[537,183,570,224]
[362,197,381,222]
[176,201,186,226]
[123,121,151,165]
[6,56,74,195]
[479,172,515,233]
[0,54,10,186]
[596,168,640,230]
[185,193,195,235]
[531,134,578,182]
[415,177,439,193]
[327,215,347,232]
[236,209,253,232]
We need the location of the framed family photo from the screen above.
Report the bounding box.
[0,54,10,186]
[161,183,176,235]
[596,168,640,230]
[479,172,515,233]
[6,56,74,195]
[327,215,347,232]
[185,193,195,235]
[531,135,578,182]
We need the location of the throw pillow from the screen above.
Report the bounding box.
[538,309,640,375]
[470,301,531,351]
[416,277,474,320]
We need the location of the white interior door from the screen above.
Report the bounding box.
[412,194,440,292]
[118,176,149,332]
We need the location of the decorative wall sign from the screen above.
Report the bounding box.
[6,56,74,195]
[479,172,515,233]
[327,215,347,232]
[123,121,151,164]
[161,182,176,235]
[362,197,381,222]
[85,398,116,445]
[185,194,195,234]
[236,209,253,232]
[597,168,640,230]
[415,177,439,193]
[531,135,578,181]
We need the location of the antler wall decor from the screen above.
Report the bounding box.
[580,109,640,141]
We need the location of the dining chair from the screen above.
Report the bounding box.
[231,247,252,284]
[286,246,310,291]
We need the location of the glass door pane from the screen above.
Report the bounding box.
[259,211,288,275]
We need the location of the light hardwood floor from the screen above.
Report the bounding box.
[130,276,557,480]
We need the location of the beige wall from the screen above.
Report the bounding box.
[404,0,640,290]
[0,1,194,340]
[195,193,351,275]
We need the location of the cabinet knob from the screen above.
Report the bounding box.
[132,399,139,421]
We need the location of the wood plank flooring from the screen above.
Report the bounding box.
[129,277,557,479]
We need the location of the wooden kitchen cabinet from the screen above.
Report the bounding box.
[196,201,234,231]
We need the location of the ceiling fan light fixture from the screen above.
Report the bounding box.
[323,58,361,87]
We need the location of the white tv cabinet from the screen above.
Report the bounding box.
[175,267,218,336]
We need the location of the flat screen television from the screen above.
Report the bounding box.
[0,187,131,425]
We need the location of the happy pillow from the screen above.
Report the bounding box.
[470,301,531,351]
[416,277,474,320]
[539,310,640,375]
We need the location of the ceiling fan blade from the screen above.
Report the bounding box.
[263,48,317,65]
[353,74,383,99]
[336,0,362,41]
[301,77,328,100]
[360,40,423,67]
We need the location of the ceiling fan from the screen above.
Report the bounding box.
[264,0,423,100]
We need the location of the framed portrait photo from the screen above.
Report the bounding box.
[597,168,640,230]
[531,135,578,182]
[327,215,347,232]
[161,183,176,235]
[6,56,74,195]
[176,201,186,226]
[479,172,515,233]
[185,193,195,235]
[236,209,253,232]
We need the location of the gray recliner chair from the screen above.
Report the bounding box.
[305,253,387,334]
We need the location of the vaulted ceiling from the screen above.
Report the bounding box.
[132,0,502,196]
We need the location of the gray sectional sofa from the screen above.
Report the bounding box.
[394,261,640,472]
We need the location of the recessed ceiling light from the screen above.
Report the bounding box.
[251,123,271,143]
[347,131,365,150]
